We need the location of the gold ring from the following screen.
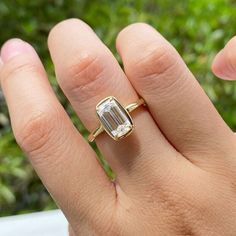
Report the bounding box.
[88,96,146,142]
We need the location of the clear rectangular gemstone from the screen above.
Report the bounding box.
[96,97,133,140]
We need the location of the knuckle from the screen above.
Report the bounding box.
[60,52,107,102]
[15,109,55,156]
[138,44,173,74]
[128,42,184,93]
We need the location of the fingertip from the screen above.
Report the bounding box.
[211,36,236,81]
[212,49,236,80]
[212,50,225,77]
[116,22,158,54]
[1,38,37,63]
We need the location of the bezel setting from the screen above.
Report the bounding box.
[96,96,134,141]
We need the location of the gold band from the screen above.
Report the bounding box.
[88,98,145,142]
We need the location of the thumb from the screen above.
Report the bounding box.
[212,36,236,80]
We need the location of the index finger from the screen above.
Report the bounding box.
[0,39,116,231]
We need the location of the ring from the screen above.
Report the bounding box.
[88,96,146,142]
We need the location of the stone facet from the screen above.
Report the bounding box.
[96,97,133,140]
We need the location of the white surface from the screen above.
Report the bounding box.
[0,210,68,236]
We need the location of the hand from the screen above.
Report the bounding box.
[1,20,236,236]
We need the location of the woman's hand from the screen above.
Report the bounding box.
[1,20,236,235]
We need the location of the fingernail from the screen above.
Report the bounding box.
[0,38,35,63]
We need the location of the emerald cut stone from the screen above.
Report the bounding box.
[96,97,133,140]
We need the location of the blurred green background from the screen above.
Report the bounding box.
[0,0,236,217]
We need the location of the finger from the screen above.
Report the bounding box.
[116,23,234,165]
[0,39,115,230]
[212,36,236,80]
[48,19,181,195]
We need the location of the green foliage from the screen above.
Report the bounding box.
[0,0,236,216]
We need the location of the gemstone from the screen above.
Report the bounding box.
[96,97,133,140]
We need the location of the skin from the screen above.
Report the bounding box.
[0,19,236,235]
